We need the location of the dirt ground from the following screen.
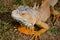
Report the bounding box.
[0,0,60,40]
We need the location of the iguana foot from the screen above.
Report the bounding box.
[53,14,60,25]
[30,31,40,40]
[30,29,47,40]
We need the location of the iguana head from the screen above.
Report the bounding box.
[12,6,36,26]
[12,6,35,35]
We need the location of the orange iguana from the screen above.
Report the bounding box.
[12,0,59,40]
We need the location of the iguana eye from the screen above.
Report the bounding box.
[20,11,27,16]
[21,13,25,15]
[20,13,26,16]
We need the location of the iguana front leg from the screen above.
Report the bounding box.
[30,20,49,40]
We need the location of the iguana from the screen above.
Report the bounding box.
[12,0,59,40]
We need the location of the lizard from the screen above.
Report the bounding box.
[11,0,59,40]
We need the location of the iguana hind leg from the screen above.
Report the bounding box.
[30,20,49,40]
[50,6,60,25]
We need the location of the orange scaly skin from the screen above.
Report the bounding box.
[12,0,59,40]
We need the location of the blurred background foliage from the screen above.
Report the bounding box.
[0,0,60,12]
[0,0,43,12]
[0,0,23,12]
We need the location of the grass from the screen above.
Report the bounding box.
[48,28,60,35]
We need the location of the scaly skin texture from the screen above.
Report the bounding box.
[12,0,59,40]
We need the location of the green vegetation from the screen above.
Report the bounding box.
[0,0,24,11]
[48,28,60,35]
[15,0,23,5]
